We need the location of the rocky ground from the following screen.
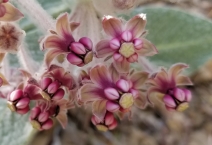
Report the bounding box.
[28,1,212,145]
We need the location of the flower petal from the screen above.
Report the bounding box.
[136,38,158,56]
[0,3,24,21]
[113,58,130,73]
[92,100,107,121]
[147,87,165,106]
[44,49,66,67]
[176,75,193,86]
[168,63,188,79]
[56,110,68,129]
[125,13,146,38]
[102,15,123,37]
[90,65,112,87]
[0,53,5,63]
[109,63,120,83]
[24,84,42,100]
[43,35,68,51]
[95,39,115,58]
[56,13,72,37]
[0,72,9,86]
[134,91,147,109]
[79,84,103,103]
[130,71,149,89]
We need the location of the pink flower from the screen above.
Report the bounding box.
[42,13,93,67]
[147,63,193,111]
[79,64,149,121]
[96,14,157,73]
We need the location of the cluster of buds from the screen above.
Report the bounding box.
[7,89,30,114]
[0,1,194,133]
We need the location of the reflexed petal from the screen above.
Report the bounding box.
[109,63,120,83]
[92,100,107,120]
[136,38,158,56]
[57,111,67,129]
[168,63,188,81]
[44,49,66,67]
[0,72,9,86]
[147,86,164,105]
[134,91,147,109]
[113,58,130,73]
[24,84,42,100]
[90,65,112,87]
[102,15,123,37]
[70,22,80,31]
[79,84,103,103]
[43,35,67,51]
[0,3,24,21]
[125,14,146,38]
[95,39,115,58]
[56,13,72,37]
[130,71,149,89]
[0,53,5,63]
[176,75,193,86]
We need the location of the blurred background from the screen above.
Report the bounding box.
[1,0,212,145]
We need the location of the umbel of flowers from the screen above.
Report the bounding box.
[0,0,193,132]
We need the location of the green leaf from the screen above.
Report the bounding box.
[0,99,33,145]
[130,7,212,73]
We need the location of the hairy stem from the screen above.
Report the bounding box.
[138,57,156,73]
[12,0,54,32]
[18,44,39,74]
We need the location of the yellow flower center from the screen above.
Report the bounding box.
[40,91,51,101]
[119,93,134,109]
[176,102,189,112]
[96,125,108,132]
[30,120,41,130]
[119,43,135,58]
[7,102,16,112]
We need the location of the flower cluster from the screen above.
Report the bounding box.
[0,1,193,132]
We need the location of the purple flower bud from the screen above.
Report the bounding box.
[113,53,124,62]
[70,42,86,55]
[16,97,30,109]
[42,118,53,130]
[163,94,176,108]
[127,53,138,63]
[173,88,185,102]
[104,88,120,100]
[121,31,133,42]
[79,37,93,51]
[47,81,60,94]
[9,89,23,101]
[30,107,41,119]
[133,38,143,50]
[67,53,83,65]
[16,106,30,115]
[40,78,52,90]
[183,89,192,102]
[105,112,115,126]
[108,119,117,130]
[52,88,65,101]
[106,101,120,112]
[110,38,121,49]
[116,79,130,92]
[130,89,139,99]
[38,111,50,122]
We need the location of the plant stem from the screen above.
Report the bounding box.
[138,57,156,73]
[18,44,39,74]
[12,0,54,32]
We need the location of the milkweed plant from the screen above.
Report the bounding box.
[0,0,193,132]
